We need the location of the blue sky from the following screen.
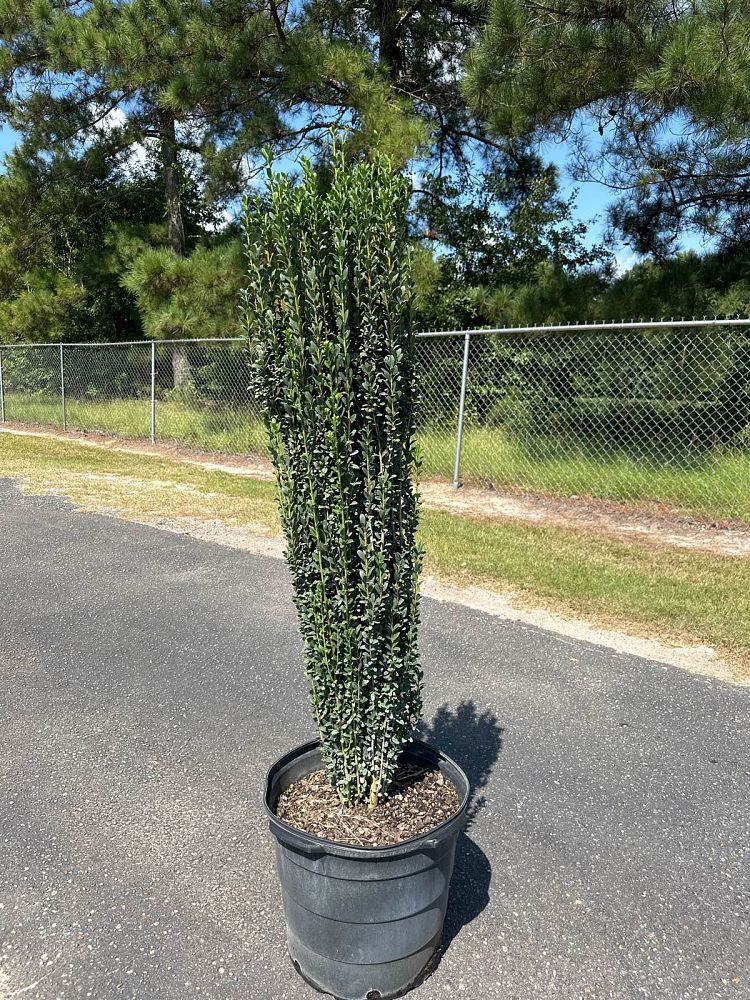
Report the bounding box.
[540,135,709,268]
[539,140,639,274]
[0,126,14,158]
[542,142,617,236]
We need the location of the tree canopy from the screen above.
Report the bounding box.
[0,0,748,347]
[464,0,750,253]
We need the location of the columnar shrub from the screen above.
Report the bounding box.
[242,146,423,809]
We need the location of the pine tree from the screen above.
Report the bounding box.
[0,140,164,343]
[0,0,499,351]
[464,0,750,252]
[0,0,289,364]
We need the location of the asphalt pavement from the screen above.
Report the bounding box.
[0,479,748,1000]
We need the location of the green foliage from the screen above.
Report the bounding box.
[0,272,85,344]
[597,251,750,322]
[2,0,750,354]
[121,241,245,341]
[292,0,494,168]
[0,0,287,348]
[0,145,162,344]
[413,249,488,332]
[465,0,750,250]
[418,158,605,286]
[0,0,510,347]
[242,146,422,808]
[412,155,613,331]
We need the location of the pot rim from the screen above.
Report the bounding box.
[263,738,471,858]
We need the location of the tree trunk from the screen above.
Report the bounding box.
[161,113,187,259]
[171,342,191,388]
[160,113,191,388]
[377,0,402,77]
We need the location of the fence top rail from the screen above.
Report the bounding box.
[417,317,750,337]
[0,337,247,349]
[3,316,750,351]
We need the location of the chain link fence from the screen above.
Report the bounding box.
[0,338,268,457]
[2,321,749,521]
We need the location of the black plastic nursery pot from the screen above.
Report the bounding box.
[264,740,470,1000]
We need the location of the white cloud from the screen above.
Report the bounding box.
[90,104,153,174]
[613,249,639,277]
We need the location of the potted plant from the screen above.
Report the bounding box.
[242,142,470,1000]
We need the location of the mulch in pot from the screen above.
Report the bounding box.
[275,762,461,847]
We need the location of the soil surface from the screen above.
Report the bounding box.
[275,763,461,847]
[422,480,750,559]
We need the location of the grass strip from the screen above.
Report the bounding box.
[2,431,747,678]
[5,392,750,521]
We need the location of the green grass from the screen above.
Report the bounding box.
[5,392,749,522]
[2,431,748,678]
[421,425,750,522]
[422,508,750,674]
[0,427,279,532]
[3,392,269,456]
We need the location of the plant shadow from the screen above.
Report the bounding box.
[417,702,503,949]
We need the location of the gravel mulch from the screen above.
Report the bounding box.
[275,763,461,847]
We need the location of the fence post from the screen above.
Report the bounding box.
[452,331,471,489]
[0,347,5,423]
[59,342,66,431]
[150,341,156,444]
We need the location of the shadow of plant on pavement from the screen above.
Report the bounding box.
[418,702,503,948]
